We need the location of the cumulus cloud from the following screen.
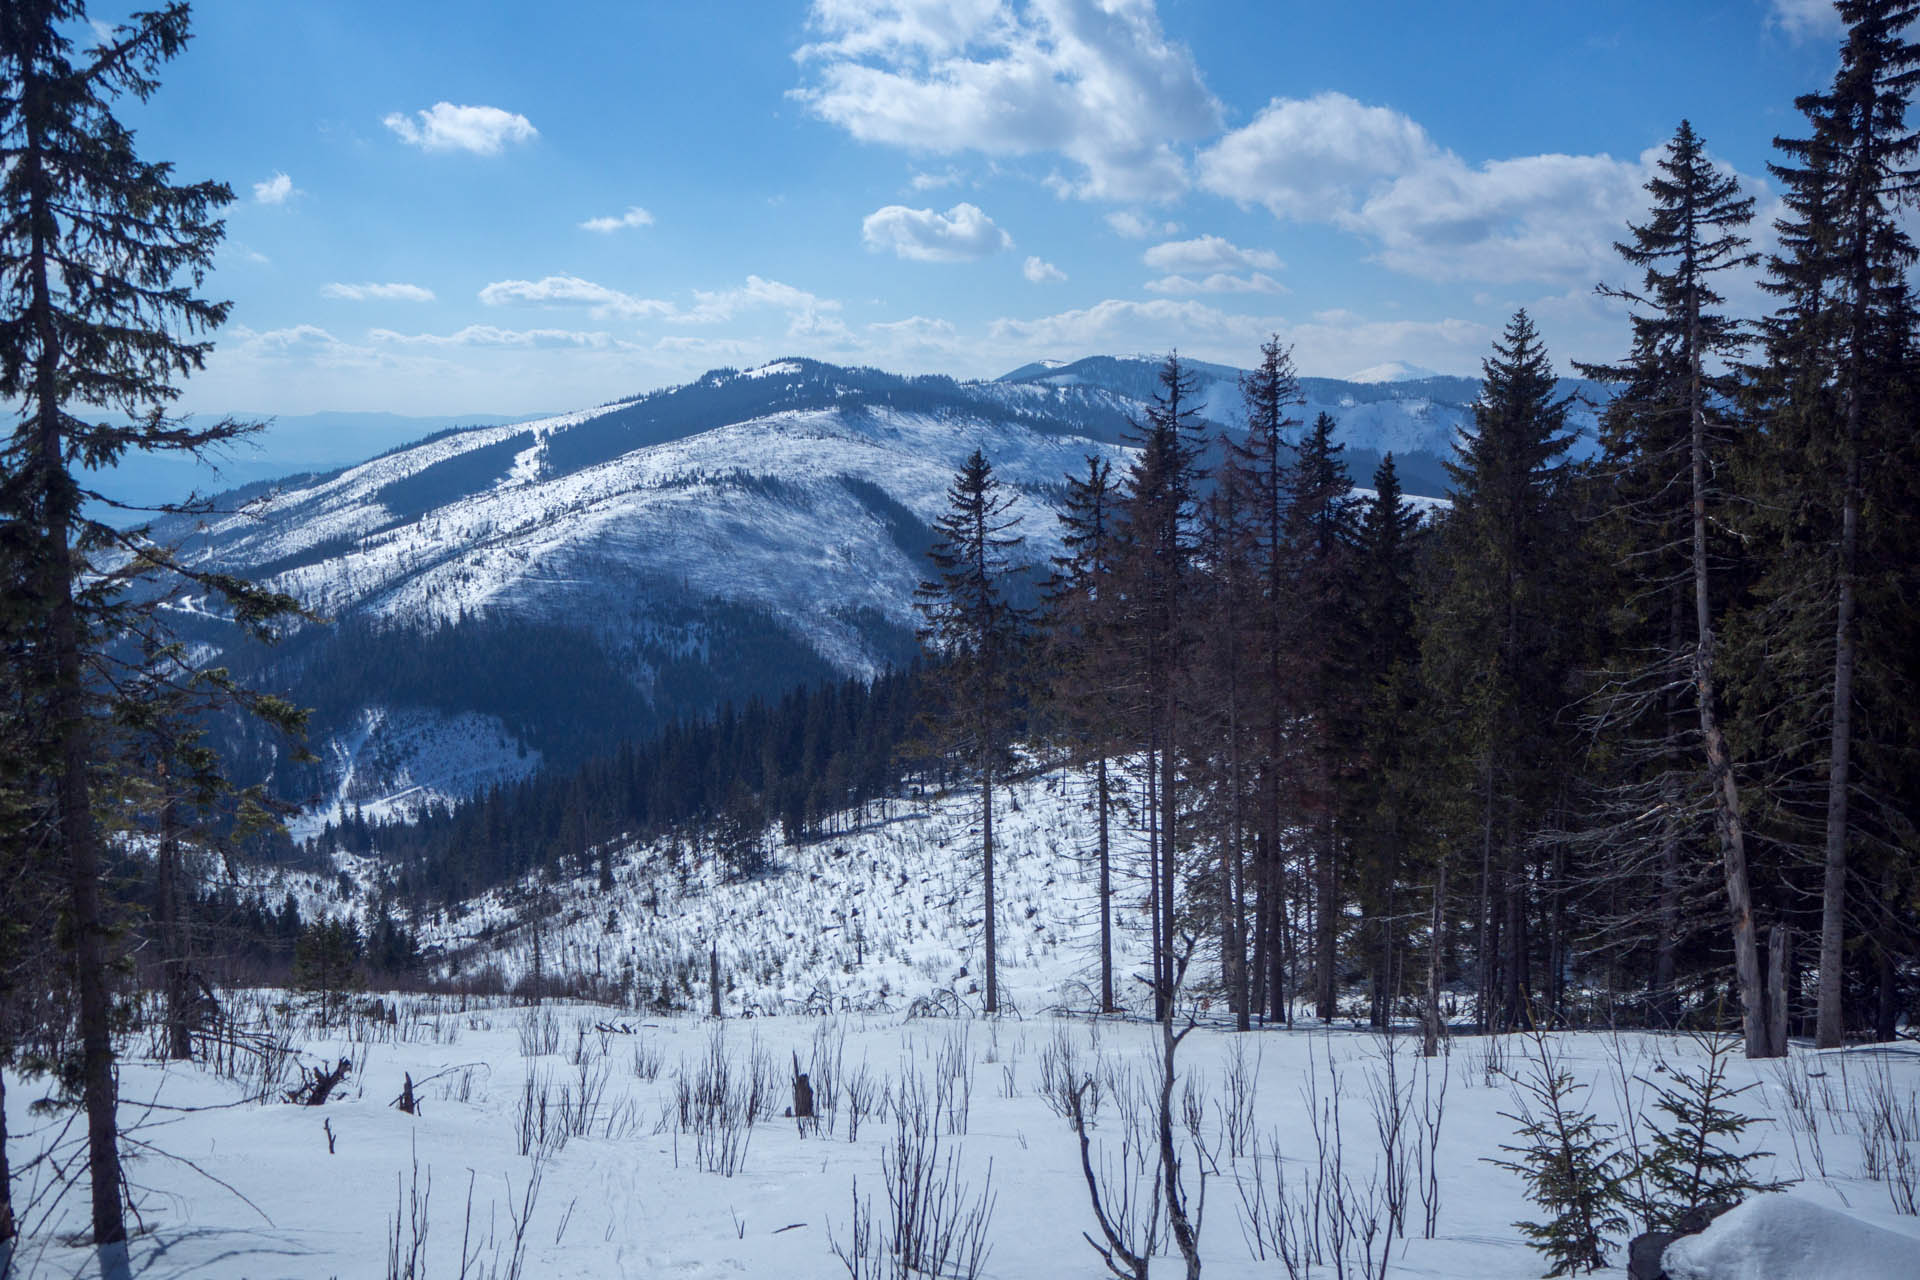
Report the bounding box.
[1106,210,1180,239]
[253,172,295,205]
[321,281,435,302]
[1198,91,1665,285]
[1769,0,1843,39]
[478,275,671,318]
[1142,234,1282,274]
[862,202,1013,261]
[684,275,842,325]
[1145,271,1285,295]
[1023,255,1067,283]
[794,0,1220,201]
[383,102,538,154]
[580,206,655,233]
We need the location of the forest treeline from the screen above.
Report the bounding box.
[911,11,1919,1055]
[315,667,928,902]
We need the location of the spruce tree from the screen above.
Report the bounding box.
[1112,354,1208,1020]
[1,2,304,1252]
[916,449,1028,1013]
[1629,1032,1792,1230]
[1577,121,1776,1052]
[1349,455,1424,1030]
[1230,335,1302,1024]
[1743,0,1920,1048]
[1046,454,1125,1012]
[1284,411,1360,1021]
[1491,1032,1631,1276]
[1420,311,1584,1034]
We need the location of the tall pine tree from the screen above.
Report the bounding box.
[916,449,1028,1014]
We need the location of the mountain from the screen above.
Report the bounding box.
[1344,359,1443,383]
[164,355,1604,830]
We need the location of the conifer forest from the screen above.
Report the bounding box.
[2,2,1918,1278]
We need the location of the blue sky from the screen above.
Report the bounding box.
[103,0,1850,421]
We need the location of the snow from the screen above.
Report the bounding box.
[8,767,1918,1279]
[1347,360,1443,383]
[1663,1195,1917,1280]
[742,360,805,379]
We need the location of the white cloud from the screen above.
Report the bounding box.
[1106,210,1179,239]
[478,275,671,318]
[1198,91,1665,285]
[321,281,435,302]
[1142,234,1282,274]
[684,275,842,325]
[370,325,628,350]
[253,172,294,205]
[910,167,964,191]
[1769,0,1843,39]
[383,103,538,155]
[794,0,1220,201]
[1023,255,1067,283]
[580,206,656,233]
[862,202,1013,261]
[1145,271,1286,295]
[988,296,1277,350]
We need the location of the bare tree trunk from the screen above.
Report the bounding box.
[1096,754,1114,1013]
[1161,700,1179,1025]
[1423,858,1447,1057]
[1815,392,1859,1049]
[1147,744,1164,1020]
[1,1057,14,1271]
[1687,304,1773,1057]
[1768,927,1791,1057]
[157,776,192,1061]
[1315,806,1337,1022]
[982,751,998,1014]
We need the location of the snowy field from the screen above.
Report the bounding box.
[5,998,1917,1278]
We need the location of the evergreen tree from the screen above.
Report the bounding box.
[1229,336,1304,1024]
[1046,453,1125,1012]
[1577,121,1777,1052]
[293,916,363,1030]
[1491,1032,1631,1276]
[1629,1032,1792,1230]
[1112,354,1208,1020]
[1743,0,1920,1047]
[916,449,1028,1013]
[1420,312,1585,1033]
[1284,411,1360,1021]
[1,2,304,1251]
[1348,455,1425,1030]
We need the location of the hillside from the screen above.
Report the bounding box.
[162,355,1600,829]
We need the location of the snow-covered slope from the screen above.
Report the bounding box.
[169,355,1593,820]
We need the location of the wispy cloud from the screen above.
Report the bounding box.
[1145,271,1286,295]
[383,103,538,155]
[1142,234,1282,274]
[1768,0,1843,39]
[1105,211,1180,239]
[862,202,1012,261]
[321,282,435,302]
[1023,256,1067,283]
[253,172,295,205]
[370,325,630,350]
[580,206,655,234]
[478,275,671,318]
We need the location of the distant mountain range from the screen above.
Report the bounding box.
[159,355,1604,831]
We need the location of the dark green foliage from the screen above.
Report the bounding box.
[1490,1033,1631,1275]
[915,448,1029,1012]
[293,916,363,1028]
[328,666,925,902]
[1629,1032,1792,1229]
